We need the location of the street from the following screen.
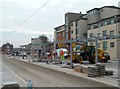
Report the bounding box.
[1,55,114,88]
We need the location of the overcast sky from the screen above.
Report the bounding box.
[0,0,119,47]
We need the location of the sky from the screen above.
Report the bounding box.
[0,0,120,47]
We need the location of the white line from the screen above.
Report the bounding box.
[2,63,27,84]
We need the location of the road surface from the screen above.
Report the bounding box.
[2,55,115,87]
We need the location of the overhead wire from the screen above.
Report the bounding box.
[19,0,50,26]
[4,0,50,42]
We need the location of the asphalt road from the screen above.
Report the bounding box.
[0,55,27,88]
[2,55,116,88]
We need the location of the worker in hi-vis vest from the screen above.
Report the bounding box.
[60,50,64,60]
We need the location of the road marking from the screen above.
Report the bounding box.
[2,63,27,84]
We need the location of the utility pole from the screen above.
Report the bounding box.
[70,39,73,67]
[95,39,98,64]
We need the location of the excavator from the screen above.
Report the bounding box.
[71,43,110,64]
[58,42,110,64]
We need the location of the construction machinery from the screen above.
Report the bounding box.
[57,42,110,64]
[72,44,110,64]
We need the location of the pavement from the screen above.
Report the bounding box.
[8,55,120,87]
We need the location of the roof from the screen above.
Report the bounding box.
[87,8,100,13]
[54,24,65,30]
[87,6,120,13]
[100,6,120,9]
[65,12,80,15]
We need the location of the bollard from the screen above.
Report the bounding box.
[27,80,33,89]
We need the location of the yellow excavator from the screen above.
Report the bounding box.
[58,42,110,64]
[71,43,110,64]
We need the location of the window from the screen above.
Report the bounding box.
[94,23,98,29]
[98,43,101,48]
[76,28,78,35]
[63,32,65,37]
[59,33,60,36]
[101,9,103,12]
[98,23,101,28]
[98,33,101,37]
[88,26,90,30]
[110,30,114,36]
[65,17,68,25]
[91,25,93,29]
[110,19,115,24]
[104,20,107,26]
[71,23,73,26]
[90,43,93,46]
[90,33,93,38]
[71,30,73,34]
[102,30,107,37]
[103,41,107,50]
[110,42,115,47]
[76,36,78,39]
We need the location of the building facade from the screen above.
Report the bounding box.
[54,25,65,48]
[65,13,80,40]
[54,5,120,59]
[87,6,120,59]
[31,35,48,50]
[70,17,87,39]
[2,43,13,54]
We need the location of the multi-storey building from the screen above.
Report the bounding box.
[2,43,13,54]
[31,35,48,50]
[54,25,65,48]
[87,6,120,59]
[65,13,80,40]
[70,14,87,39]
[54,6,120,59]
[54,25,65,41]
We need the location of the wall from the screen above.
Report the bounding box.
[77,19,87,38]
[100,7,119,19]
[88,23,118,59]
